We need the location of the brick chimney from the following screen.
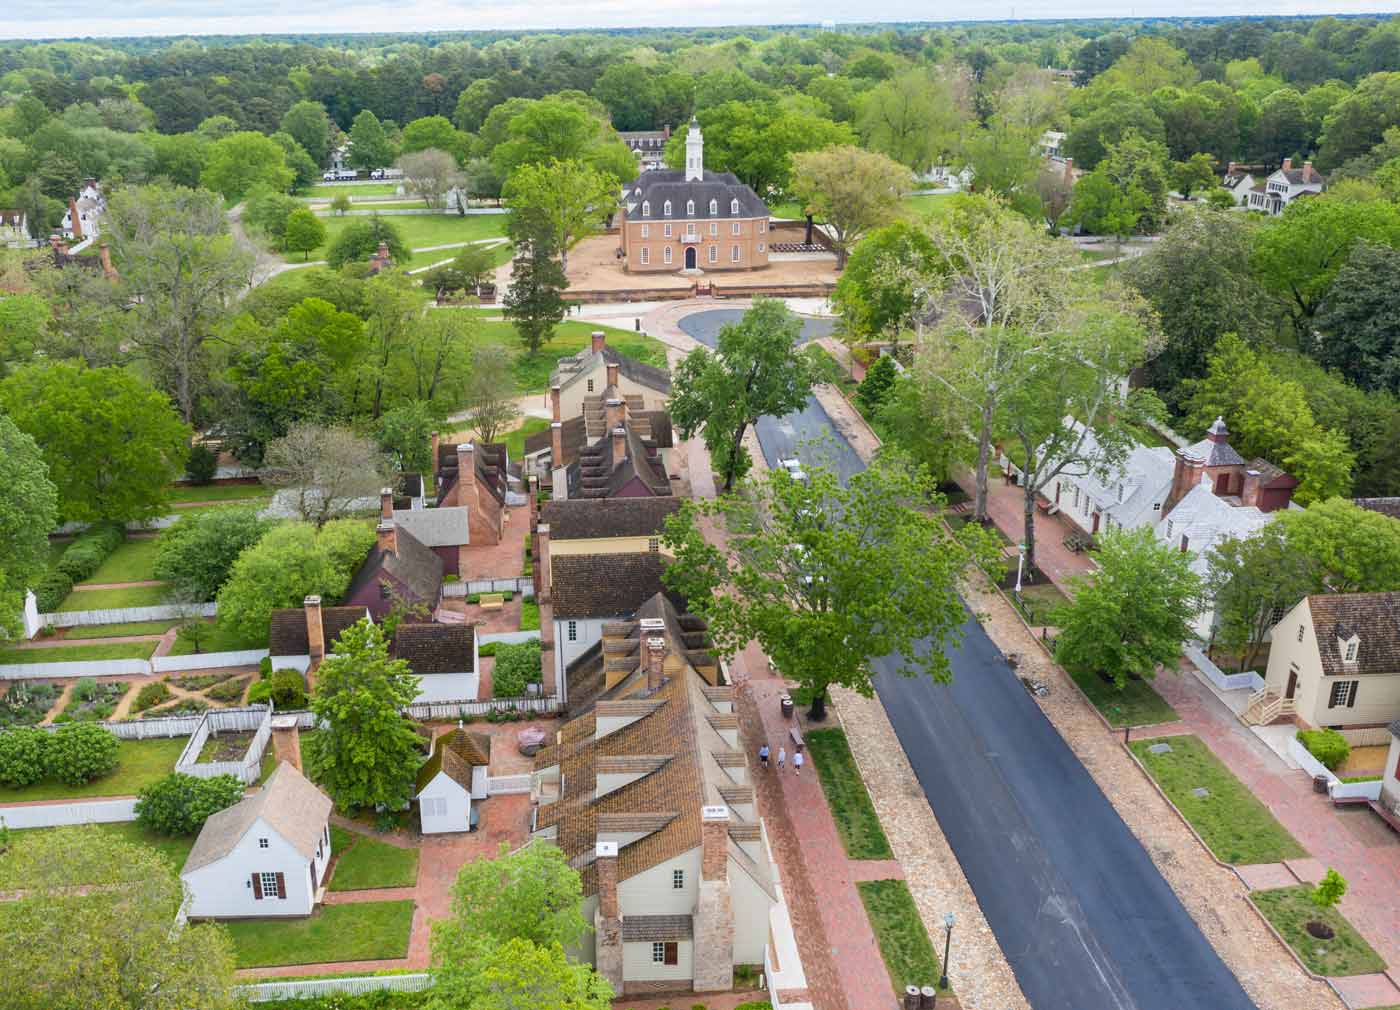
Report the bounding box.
[304,595,325,662]
[1303,160,1315,180]
[550,384,562,422]
[68,200,82,241]
[612,427,627,465]
[693,805,735,992]
[1282,157,1293,172]
[594,841,624,990]
[641,619,667,690]
[457,443,475,492]
[591,330,606,354]
[431,430,440,473]
[527,475,539,526]
[663,124,671,140]
[1241,468,1263,509]
[376,520,397,555]
[380,486,394,520]
[550,421,563,469]
[1166,447,1206,516]
[98,243,116,280]
[1227,161,1238,175]
[606,361,620,388]
[536,523,551,604]
[605,397,624,432]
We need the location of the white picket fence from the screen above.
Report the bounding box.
[1184,643,1265,694]
[401,695,558,720]
[0,657,151,680]
[41,602,217,630]
[1331,778,1383,802]
[479,630,540,646]
[0,797,137,829]
[442,577,534,599]
[237,973,433,1003]
[175,707,273,785]
[152,649,267,673]
[487,774,531,795]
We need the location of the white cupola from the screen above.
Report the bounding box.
[685,116,703,182]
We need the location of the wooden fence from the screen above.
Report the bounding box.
[175,707,273,785]
[42,602,217,630]
[0,658,151,681]
[487,774,531,795]
[152,649,267,673]
[0,797,137,829]
[478,630,540,646]
[442,577,535,599]
[238,973,433,1003]
[401,695,558,720]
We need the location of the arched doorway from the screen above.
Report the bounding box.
[684,246,697,269]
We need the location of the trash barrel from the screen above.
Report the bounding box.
[780,694,794,719]
[919,985,937,1008]
[1313,774,1330,795]
[903,985,921,1009]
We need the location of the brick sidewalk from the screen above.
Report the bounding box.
[954,471,1097,595]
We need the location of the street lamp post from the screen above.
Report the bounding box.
[1014,542,1026,596]
[940,912,955,991]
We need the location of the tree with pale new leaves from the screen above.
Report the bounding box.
[502,159,616,274]
[261,423,394,528]
[304,620,422,814]
[398,148,462,209]
[662,448,1004,720]
[464,344,521,444]
[789,144,912,268]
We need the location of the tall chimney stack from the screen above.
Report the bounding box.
[605,397,624,432]
[304,595,325,662]
[376,521,397,555]
[550,384,562,422]
[594,841,624,990]
[380,486,394,520]
[606,361,620,388]
[550,421,563,469]
[641,618,667,690]
[457,442,475,491]
[612,427,627,465]
[536,524,552,603]
[591,330,606,355]
[693,805,735,992]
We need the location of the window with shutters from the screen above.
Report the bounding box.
[664,942,678,965]
[260,871,280,899]
[652,942,666,963]
[1328,680,1358,708]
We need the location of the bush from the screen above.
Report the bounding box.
[72,678,99,703]
[478,642,498,657]
[154,507,270,603]
[1299,728,1350,771]
[519,600,540,631]
[184,443,218,484]
[132,681,173,713]
[206,677,250,703]
[53,523,125,584]
[491,640,542,698]
[34,569,73,612]
[0,726,47,787]
[47,722,119,785]
[135,772,245,835]
[270,668,308,709]
[325,215,409,270]
[247,680,273,705]
[259,656,273,679]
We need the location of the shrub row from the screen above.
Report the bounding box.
[34,523,126,611]
[135,772,244,835]
[1299,728,1350,771]
[0,722,119,787]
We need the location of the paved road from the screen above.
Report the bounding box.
[678,308,836,350]
[677,306,1258,1010]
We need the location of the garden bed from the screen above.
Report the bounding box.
[1067,666,1178,728]
[328,825,420,891]
[146,697,210,717]
[857,879,947,995]
[198,730,257,763]
[1251,886,1385,976]
[804,727,892,860]
[56,678,129,722]
[0,680,63,726]
[0,737,187,803]
[1130,735,1306,864]
[223,900,416,967]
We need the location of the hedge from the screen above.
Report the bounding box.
[491,640,542,699]
[1299,728,1350,771]
[36,523,126,610]
[136,772,244,835]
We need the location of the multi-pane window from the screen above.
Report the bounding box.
[663,200,672,216]
[686,222,696,235]
[731,245,740,262]
[260,872,280,898]
[708,245,717,264]
[640,224,649,239]
[664,223,672,238]
[663,246,672,264]
[651,941,678,965]
[731,221,741,236]
[709,199,718,215]
[1345,641,1358,661]
[672,868,685,889]
[759,220,767,233]
[652,942,666,963]
[757,243,765,253]
[686,200,695,215]
[567,621,577,642]
[639,247,649,265]
[641,201,650,217]
[258,838,269,849]
[1329,680,1358,708]
[1297,625,1306,643]
[730,199,739,214]
[649,538,660,553]
[709,222,717,236]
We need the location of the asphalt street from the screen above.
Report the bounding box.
[676,307,1258,1010]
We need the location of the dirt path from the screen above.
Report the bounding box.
[73,579,164,590]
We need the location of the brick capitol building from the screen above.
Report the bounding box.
[617,117,771,274]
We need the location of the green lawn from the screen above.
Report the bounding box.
[1067,666,1178,728]
[0,640,157,663]
[857,879,946,994]
[80,537,162,585]
[304,183,403,197]
[166,621,265,657]
[1130,735,1307,864]
[900,193,956,219]
[0,737,188,803]
[58,585,170,611]
[1010,582,1069,627]
[317,200,426,210]
[804,728,892,860]
[300,213,509,267]
[0,822,198,887]
[1251,886,1385,976]
[504,417,551,459]
[328,825,420,891]
[472,319,667,394]
[173,499,274,520]
[63,620,178,639]
[224,900,416,967]
[165,483,268,504]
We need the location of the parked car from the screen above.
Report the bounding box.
[779,457,808,483]
[322,169,357,182]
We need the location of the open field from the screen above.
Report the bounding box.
[224,900,416,967]
[298,213,509,267]
[465,318,667,393]
[1251,886,1385,976]
[304,183,402,197]
[81,537,162,585]
[58,585,170,611]
[0,737,188,803]
[0,641,157,663]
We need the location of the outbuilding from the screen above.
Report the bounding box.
[416,728,492,834]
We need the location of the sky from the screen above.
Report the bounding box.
[1,0,1397,40]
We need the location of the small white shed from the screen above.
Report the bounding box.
[181,762,333,919]
[416,728,491,835]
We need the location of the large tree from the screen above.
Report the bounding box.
[279,100,331,165]
[397,148,461,209]
[152,506,271,603]
[464,344,521,444]
[348,109,396,171]
[830,220,942,342]
[304,620,422,814]
[1207,526,1317,672]
[261,423,393,528]
[200,131,293,202]
[462,939,613,1010]
[0,417,58,637]
[1054,526,1204,688]
[503,208,569,356]
[325,214,410,270]
[501,159,616,274]
[0,362,191,524]
[1313,241,1400,394]
[282,207,326,261]
[0,825,240,1010]
[668,298,814,492]
[663,448,1002,720]
[104,183,254,423]
[789,145,912,269]
[855,67,970,172]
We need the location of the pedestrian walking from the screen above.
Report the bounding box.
[759,743,770,769]
[793,750,804,777]
[777,746,786,771]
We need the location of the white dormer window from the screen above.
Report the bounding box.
[709,199,718,215]
[642,201,650,217]
[686,199,695,216]
[1344,640,1358,662]
[663,200,672,216]
[730,198,740,214]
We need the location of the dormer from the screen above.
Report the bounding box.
[709,198,718,215]
[1336,623,1360,665]
[730,198,740,215]
[641,201,650,217]
[663,200,672,217]
[686,199,695,216]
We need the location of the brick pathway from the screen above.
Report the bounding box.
[1151,664,1400,970]
[954,471,1097,595]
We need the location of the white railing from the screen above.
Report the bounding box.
[152,649,267,673]
[401,696,558,721]
[1340,726,1394,748]
[237,973,434,1002]
[0,797,137,828]
[442,577,534,599]
[479,630,540,646]
[1184,643,1265,693]
[487,774,531,795]
[0,658,151,680]
[42,602,217,629]
[1288,735,1335,782]
[175,707,273,785]
[1330,779,1382,802]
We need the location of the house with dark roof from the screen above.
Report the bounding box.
[619,125,671,172]
[1354,498,1400,521]
[432,438,507,547]
[181,762,333,919]
[1258,592,1400,733]
[417,727,492,834]
[617,118,771,275]
[531,593,788,996]
[342,521,444,621]
[268,597,371,671]
[1245,158,1325,216]
[543,328,672,430]
[378,488,471,576]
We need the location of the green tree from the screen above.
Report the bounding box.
[348,109,396,170]
[502,159,615,274]
[462,939,613,1010]
[279,100,331,165]
[503,209,568,356]
[1207,525,1317,672]
[1274,497,1400,594]
[272,133,321,194]
[831,220,942,342]
[1053,527,1204,688]
[668,299,814,491]
[856,354,899,416]
[1172,152,1218,198]
[662,448,1001,719]
[1098,131,1171,232]
[1315,72,1400,171]
[1311,868,1347,911]
[0,362,191,524]
[330,192,352,216]
[401,115,469,161]
[201,131,293,201]
[134,773,244,836]
[245,186,302,248]
[1313,241,1400,394]
[1066,171,1141,246]
[325,215,409,270]
[490,95,634,185]
[1063,97,1166,171]
[1097,38,1199,94]
[0,417,58,637]
[153,506,271,602]
[0,826,240,1010]
[304,620,422,813]
[376,401,439,475]
[0,294,50,375]
[856,67,970,172]
[463,344,521,445]
[959,122,1045,219]
[789,144,912,269]
[283,207,326,260]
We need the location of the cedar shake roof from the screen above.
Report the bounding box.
[1308,593,1400,676]
[392,623,475,674]
[436,442,507,507]
[1244,458,1293,486]
[1182,417,1245,468]
[641,410,673,449]
[623,915,693,941]
[1282,163,1325,185]
[570,422,672,499]
[344,525,444,608]
[550,345,672,397]
[1354,498,1400,520]
[416,727,491,793]
[627,169,768,220]
[268,606,369,656]
[533,594,765,895]
[183,763,332,874]
[541,498,681,541]
[550,552,679,619]
[524,414,587,462]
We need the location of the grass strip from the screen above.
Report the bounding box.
[804,727,892,859]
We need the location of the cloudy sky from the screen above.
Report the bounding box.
[2,0,1396,40]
